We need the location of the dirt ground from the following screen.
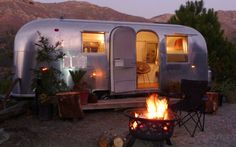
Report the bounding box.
[1,102,236,147]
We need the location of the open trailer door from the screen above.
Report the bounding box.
[110,27,136,93]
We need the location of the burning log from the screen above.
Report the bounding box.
[98,135,110,147]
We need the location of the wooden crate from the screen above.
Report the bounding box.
[56,92,84,119]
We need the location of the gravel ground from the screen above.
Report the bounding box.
[0,102,236,147]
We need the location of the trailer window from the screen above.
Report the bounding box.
[166,36,188,62]
[82,32,105,53]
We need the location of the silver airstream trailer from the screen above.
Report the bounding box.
[12,18,208,98]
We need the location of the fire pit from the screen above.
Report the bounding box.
[124,94,177,147]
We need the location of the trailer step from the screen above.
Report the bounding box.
[82,97,180,110]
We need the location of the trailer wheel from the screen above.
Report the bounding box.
[100,94,110,100]
[93,91,110,100]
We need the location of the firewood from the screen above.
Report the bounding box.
[98,135,110,147]
[0,101,28,122]
[112,136,124,147]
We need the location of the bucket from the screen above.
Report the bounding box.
[38,103,53,121]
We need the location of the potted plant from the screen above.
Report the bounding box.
[32,31,67,120]
[69,69,90,105]
[69,69,86,90]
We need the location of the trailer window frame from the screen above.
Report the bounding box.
[81,31,106,54]
[165,34,189,63]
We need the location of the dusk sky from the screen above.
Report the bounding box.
[35,0,236,18]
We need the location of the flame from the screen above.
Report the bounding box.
[40,67,49,73]
[131,121,138,130]
[134,113,139,118]
[40,67,49,72]
[163,126,168,131]
[146,94,168,120]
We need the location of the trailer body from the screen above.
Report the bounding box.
[12,19,208,98]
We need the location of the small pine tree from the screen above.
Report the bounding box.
[32,31,67,97]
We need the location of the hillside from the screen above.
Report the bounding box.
[151,11,236,43]
[0,0,235,42]
[0,0,148,35]
[217,10,236,42]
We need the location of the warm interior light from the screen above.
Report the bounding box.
[191,65,196,69]
[98,33,105,44]
[167,36,188,54]
[82,32,105,53]
[145,94,168,120]
[174,38,183,50]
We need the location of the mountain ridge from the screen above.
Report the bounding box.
[0,0,148,35]
[0,0,235,43]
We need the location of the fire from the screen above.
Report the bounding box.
[40,67,49,72]
[131,121,138,130]
[145,94,168,120]
[163,126,168,131]
[134,113,139,118]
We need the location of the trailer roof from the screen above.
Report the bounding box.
[33,18,187,29]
